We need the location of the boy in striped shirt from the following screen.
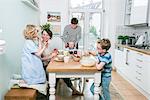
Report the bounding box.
[90,39,112,100]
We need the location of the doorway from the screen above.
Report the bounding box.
[69,0,104,50]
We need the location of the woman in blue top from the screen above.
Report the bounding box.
[21,24,47,85]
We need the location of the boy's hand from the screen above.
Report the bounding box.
[96,62,105,71]
[83,50,90,56]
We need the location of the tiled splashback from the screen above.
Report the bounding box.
[115,26,150,44]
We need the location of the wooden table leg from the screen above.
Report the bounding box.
[49,73,56,100]
[94,72,101,100]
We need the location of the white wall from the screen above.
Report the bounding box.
[0,0,40,99]
[39,0,69,50]
[39,0,69,33]
[103,0,126,68]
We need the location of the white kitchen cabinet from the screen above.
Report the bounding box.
[125,0,149,25]
[124,0,132,25]
[114,46,150,98]
[148,0,150,26]
[132,52,147,91]
[144,54,150,94]
[124,49,136,80]
[130,0,148,25]
[114,46,125,71]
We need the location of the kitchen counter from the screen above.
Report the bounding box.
[116,44,150,55]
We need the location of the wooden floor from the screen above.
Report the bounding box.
[112,71,147,100]
[54,71,147,100]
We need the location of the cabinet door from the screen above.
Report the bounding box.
[114,49,124,71]
[133,52,149,92]
[130,0,148,25]
[144,55,150,94]
[125,49,136,80]
[148,0,150,26]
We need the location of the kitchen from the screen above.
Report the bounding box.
[0,0,150,100]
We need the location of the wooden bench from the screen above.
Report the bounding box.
[5,88,37,100]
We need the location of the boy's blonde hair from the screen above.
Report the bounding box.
[23,24,37,40]
[97,38,111,51]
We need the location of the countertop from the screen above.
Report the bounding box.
[115,44,150,55]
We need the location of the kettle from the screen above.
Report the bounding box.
[135,35,145,46]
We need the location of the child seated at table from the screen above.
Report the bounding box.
[65,41,77,55]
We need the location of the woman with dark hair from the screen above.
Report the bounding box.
[41,28,83,95]
[41,29,58,70]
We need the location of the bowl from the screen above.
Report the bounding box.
[57,54,64,60]
[80,56,96,67]
[72,55,81,62]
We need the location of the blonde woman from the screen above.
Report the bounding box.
[21,24,47,85]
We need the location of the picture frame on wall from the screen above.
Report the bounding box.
[47,12,61,35]
[47,12,61,22]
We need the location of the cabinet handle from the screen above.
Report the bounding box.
[136,71,142,75]
[136,59,143,62]
[136,77,141,81]
[136,53,143,56]
[126,50,129,65]
[136,65,142,68]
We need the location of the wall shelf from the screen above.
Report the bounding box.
[21,0,39,11]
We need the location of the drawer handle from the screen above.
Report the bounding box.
[136,59,143,62]
[136,77,141,81]
[136,53,143,56]
[136,65,142,68]
[136,71,142,75]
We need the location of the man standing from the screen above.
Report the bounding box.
[62,17,81,49]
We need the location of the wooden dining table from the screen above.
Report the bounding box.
[46,59,101,100]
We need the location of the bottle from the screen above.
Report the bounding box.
[144,32,148,46]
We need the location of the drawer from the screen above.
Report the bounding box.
[134,75,145,89]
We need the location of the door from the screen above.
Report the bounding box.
[69,0,103,50]
[69,10,102,50]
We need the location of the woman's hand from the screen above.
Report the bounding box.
[43,41,48,49]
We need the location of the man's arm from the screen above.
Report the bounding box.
[76,26,81,43]
[62,26,68,43]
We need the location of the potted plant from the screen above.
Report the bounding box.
[40,23,51,31]
[117,35,124,44]
[123,36,129,45]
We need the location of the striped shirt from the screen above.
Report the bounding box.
[62,25,81,44]
[97,52,112,77]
